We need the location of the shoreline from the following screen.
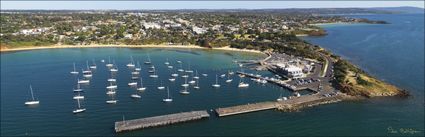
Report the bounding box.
[0,44,265,55]
[308,22,353,26]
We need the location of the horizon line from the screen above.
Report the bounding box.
[1,6,424,11]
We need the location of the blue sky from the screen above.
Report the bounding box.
[1,1,424,10]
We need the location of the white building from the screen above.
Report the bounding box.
[124,34,133,39]
[284,66,304,78]
[142,22,161,29]
[192,26,207,34]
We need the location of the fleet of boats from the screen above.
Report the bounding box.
[28,55,286,114]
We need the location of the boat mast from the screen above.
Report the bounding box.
[216,74,218,84]
[77,98,81,109]
[167,87,170,99]
[73,63,76,72]
[86,60,89,70]
[29,85,35,101]
[140,78,143,88]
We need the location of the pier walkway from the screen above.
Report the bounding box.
[215,93,345,117]
[215,102,277,117]
[115,110,209,133]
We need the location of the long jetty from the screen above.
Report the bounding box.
[115,110,210,133]
[215,93,346,117]
[215,102,277,117]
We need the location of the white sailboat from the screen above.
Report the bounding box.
[128,81,137,86]
[106,56,113,67]
[225,73,233,83]
[202,73,208,77]
[89,59,97,69]
[169,78,176,82]
[131,94,141,99]
[73,83,83,92]
[82,61,93,78]
[194,79,200,89]
[144,54,151,64]
[164,58,170,65]
[149,67,158,78]
[167,65,173,69]
[106,93,118,104]
[106,99,118,104]
[78,79,90,84]
[185,62,194,73]
[212,74,221,88]
[107,78,116,83]
[163,87,173,102]
[135,62,142,71]
[238,77,249,88]
[73,92,84,100]
[177,63,184,72]
[180,86,190,95]
[25,85,39,105]
[157,81,165,90]
[188,75,196,84]
[106,89,116,95]
[106,82,117,89]
[73,98,86,114]
[127,56,135,68]
[181,77,189,87]
[193,70,199,79]
[110,60,118,72]
[137,78,146,91]
[70,63,79,74]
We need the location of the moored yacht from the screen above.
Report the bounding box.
[73,83,83,92]
[163,87,173,102]
[72,98,86,114]
[89,59,97,69]
[70,63,79,74]
[179,86,190,95]
[137,78,146,91]
[127,56,135,68]
[106,57,113,67]
[212,74,221,88]
[157,81,165,90]
[24,85,40,105]
[238,77,249,88]
[73,92,84,100]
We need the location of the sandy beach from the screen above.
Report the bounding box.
[0,44,265,55]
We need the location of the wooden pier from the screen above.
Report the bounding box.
[215,102,277,117]
[115,111,210,133]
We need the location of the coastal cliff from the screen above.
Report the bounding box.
[332,58,408,97]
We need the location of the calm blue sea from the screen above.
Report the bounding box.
[1,14,424,136]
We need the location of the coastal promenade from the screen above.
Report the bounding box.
[114,111,210,133]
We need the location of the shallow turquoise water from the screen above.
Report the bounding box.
[1,13,424,136]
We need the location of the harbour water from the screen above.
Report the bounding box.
[1,13,424,136]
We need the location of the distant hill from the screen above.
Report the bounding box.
[369,6,425,14]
